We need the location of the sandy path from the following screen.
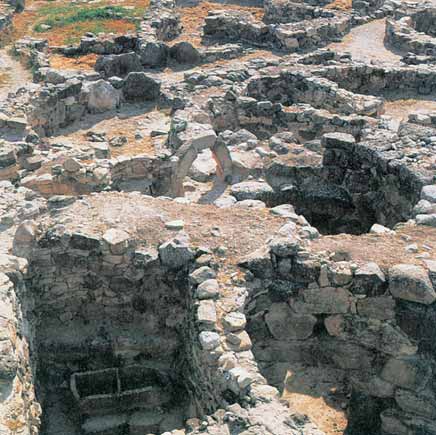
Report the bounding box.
[328,19,403,64]
[0,48,32,101]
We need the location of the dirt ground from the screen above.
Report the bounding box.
[308,224,436,269]
[0,48,32,100]
[173,1,264,47]
[1,0,147,46]
[49,53,98,70]
[47,192,287,263]
[282,365,349,435]
[328,18,402,64]
[383,97,436,124]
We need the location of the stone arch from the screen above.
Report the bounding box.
[170,138,233,197]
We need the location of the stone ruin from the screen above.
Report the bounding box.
[0,0,436,434]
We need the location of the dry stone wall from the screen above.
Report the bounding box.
[10,223,323,435]
[240,234,436,435]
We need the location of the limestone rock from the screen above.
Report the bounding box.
[357,296,396,320]
[381,356,432,391]
[421,185,436,203]
[199,331,220,350]
[196,279,219,299]
[231,181,274,202]
[352,262,386,295]
[159,234,194,269]
[290,287,353,314]
[122,72,161,101]
[197,300,217,328]
[222,312,246,331]
[170,41,200,64]
[190,266,216,284]
[103,228,130,255]
[389,264,436,305]
[265,303,317,340]
[322,132,356,149]
[86,79,120,113]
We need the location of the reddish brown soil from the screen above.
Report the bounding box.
[325,0,352,11]
[173,1,264,47]
[49,53,98,70]
[308,225,436,269]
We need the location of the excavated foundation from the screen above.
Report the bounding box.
[17,231,217,435]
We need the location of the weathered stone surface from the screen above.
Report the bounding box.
[322,132,356,149]
[381,356,432,391]
[357,296,396,320]
[421,185,436,203]
[122,72,161,101]
[231,181,274,202]
[197,300,217,328]
[190,266,216,284]
[95,52,143,78]
[395,388,436,419]
[196,279,220,299]
[226,330,252,351]
[170,41,200,64]
[268,236,300,257]
[103,228,130,255]
[389,264,436,305]
[324,315,417,356]
[138,41,168,67]
[158,235,194,269]
[199,331,220,350]
[290,287,353,314]
[352,262,386,295]
[265,303,317,340]
[86,80,120,113]
[222,312,246,331]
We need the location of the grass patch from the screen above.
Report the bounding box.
[34,5,139,32]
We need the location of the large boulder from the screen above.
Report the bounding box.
[389,264,436,305]
[158,233,194,269]
[421,185,436,203]
[170,41,200,64]
[122,72,161,101]
[265,302,317,340]
[231,180,274,202]
[86,80,120,113]
[95,52,143,78]
[138,42,169,67]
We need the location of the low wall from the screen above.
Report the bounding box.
[11,223,317,435]
[240,234,436,435]
[246,69,384,116]
[315,64,436,96]
[386,16,436,56]
[208,94,375,140]
[263,0,335,24]
[203,10,351,53]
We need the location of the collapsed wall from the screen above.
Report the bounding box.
[8,217,314,435]
[240,234,436,435]
[314,64,436,96]
[246,69,384,116]
[266,130,431,234]
[386,7,436,57]
[203,10,351,52]
[0,255,41,435]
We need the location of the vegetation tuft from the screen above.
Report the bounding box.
[34,5,139,32]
